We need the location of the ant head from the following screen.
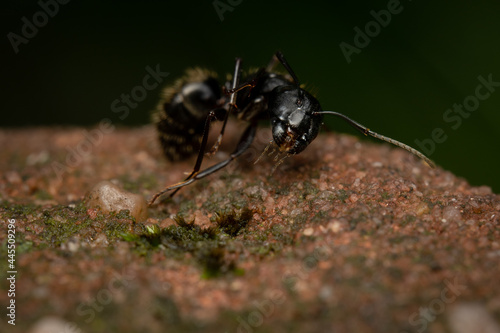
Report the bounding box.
[268,52,435,168]
[268,85,323,155]
[267,52,323,155]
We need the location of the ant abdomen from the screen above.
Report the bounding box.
[153,68,222,161]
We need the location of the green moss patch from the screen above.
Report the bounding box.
[124,208,254,278]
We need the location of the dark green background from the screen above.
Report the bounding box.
[3,0,499,192]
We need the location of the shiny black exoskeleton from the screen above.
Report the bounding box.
[268,86,323,155]
[150,52,435,205]
[235,71,291,122]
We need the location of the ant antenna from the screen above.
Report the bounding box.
[316,111,436,168]
[275,51,304,102]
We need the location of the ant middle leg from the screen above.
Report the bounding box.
[148,122,257,205]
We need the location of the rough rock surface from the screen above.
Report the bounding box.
[0,126,499,333]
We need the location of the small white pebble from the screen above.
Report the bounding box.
[90,234,109,248]
[61,238,80,252]
[447,303,500,333]
[86,181,148,221]
[29,316,84,333]
[327,221,342,233]
[303,227,314,236]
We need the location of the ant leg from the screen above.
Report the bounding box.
[207,105,232,155]
[208,58,243,155]
[266,53,280,72]
[148,122,257,205]
[165,58,242,198]
[208,67,268,155]
[182,110,221,179]
[223,68,265,96]
[161,109,219,199]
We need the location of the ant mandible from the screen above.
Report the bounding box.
[149,52,434,206]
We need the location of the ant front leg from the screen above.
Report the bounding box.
[148,122,258,205]
[207,58,243,155]
[208,66,269,155]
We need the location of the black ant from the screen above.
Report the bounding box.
[149,52,435,205]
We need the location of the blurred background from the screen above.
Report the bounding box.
[2,0,499,192]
